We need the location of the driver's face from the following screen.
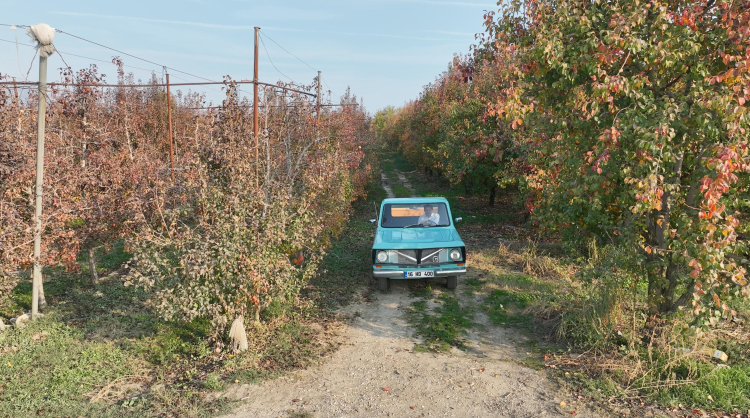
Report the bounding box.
[424,206,433,214]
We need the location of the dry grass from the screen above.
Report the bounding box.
[88,373,153,403]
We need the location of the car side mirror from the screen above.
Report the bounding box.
[369,219,377,225]
[454,217,462,222]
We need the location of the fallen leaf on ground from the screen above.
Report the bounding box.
[383,387,390,392]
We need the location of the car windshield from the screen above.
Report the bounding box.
[380,202,450,228]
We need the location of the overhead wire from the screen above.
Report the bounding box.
[0,38,32,46]
[260,32,317,73]
[169,73,225,95]
[260,31,339,101]
[0,38,160,74]
[2,28,229,98]
[4,24,330,102]
[54,28,216,83]
[259,34,293,83]
[10,25,24,77]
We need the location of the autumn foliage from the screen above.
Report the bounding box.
[380,0,749,324]
[0,61,373,333]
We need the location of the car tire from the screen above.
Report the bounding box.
[378,277,390,292]
[446,276,458,290]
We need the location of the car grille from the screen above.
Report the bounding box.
[376,249,457,265]
[419,248,448,265]
[392,250,418,265]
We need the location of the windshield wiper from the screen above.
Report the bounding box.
[403,224,427,229]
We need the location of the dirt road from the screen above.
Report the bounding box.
[219,277,601,418]
[218,168,605,418]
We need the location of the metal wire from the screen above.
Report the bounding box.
[260,32,317,73]
[259,35,293,83]
[55,29,216,83]
[260,31,338,100]
[0,38,162,75]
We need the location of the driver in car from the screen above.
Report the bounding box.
[418,204,440,225]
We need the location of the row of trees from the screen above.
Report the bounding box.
[378,0,749,323]
[0,61,374,335]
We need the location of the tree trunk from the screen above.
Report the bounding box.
[463,178,473,196]
[38,282,46,309]
[489,184,497,207]
[88,247,99,285]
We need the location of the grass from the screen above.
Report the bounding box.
[654,362,750,412]
[391,153,415,172]
[391,183,412,198]
[0,314,231,417]
[483,289,536,326]
[406,290,474,353]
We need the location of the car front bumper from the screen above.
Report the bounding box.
[372,267,467,279]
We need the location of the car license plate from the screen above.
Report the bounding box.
[405,271,434,278]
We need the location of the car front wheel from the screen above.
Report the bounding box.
[378,277,390,292]
[446,276,458,290]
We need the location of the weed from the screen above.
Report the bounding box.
[483,289,537,326]
[203,373,224,390]
[521,242,565,279]
[407,292,473,352]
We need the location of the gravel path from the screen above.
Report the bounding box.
[219,278,603,418]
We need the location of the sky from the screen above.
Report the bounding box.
[1,0,498,112]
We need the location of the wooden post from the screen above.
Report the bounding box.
[12,77,18,104]
[32,55,48,319]
[166,72,174,181]
[317,71,321,123]
[254,27,260,187]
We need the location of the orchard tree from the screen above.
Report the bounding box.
[492,0,750,320]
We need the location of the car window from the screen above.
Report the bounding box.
[380,203,450,228]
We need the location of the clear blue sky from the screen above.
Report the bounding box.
[1,0,498,112]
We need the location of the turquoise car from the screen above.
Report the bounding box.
[370,197,467,291]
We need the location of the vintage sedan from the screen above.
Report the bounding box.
[370,197,467,291]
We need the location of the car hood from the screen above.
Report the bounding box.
[384,229,450,243]
[372,228,465,250]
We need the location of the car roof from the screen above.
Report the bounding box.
[381,197,450,205]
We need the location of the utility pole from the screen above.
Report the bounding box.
[31,28,54,319]
[12,77,18,104]
[166,71,174,181]
[254,26,260,187]
[32,54,47,319]
[317,71,321,123]
[253,27,260,140]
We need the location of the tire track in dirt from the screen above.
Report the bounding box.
[393,169,419,197]
[381,171,395,199]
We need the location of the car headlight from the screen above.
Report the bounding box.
[376,251,389,263]
[449,249,462,261]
